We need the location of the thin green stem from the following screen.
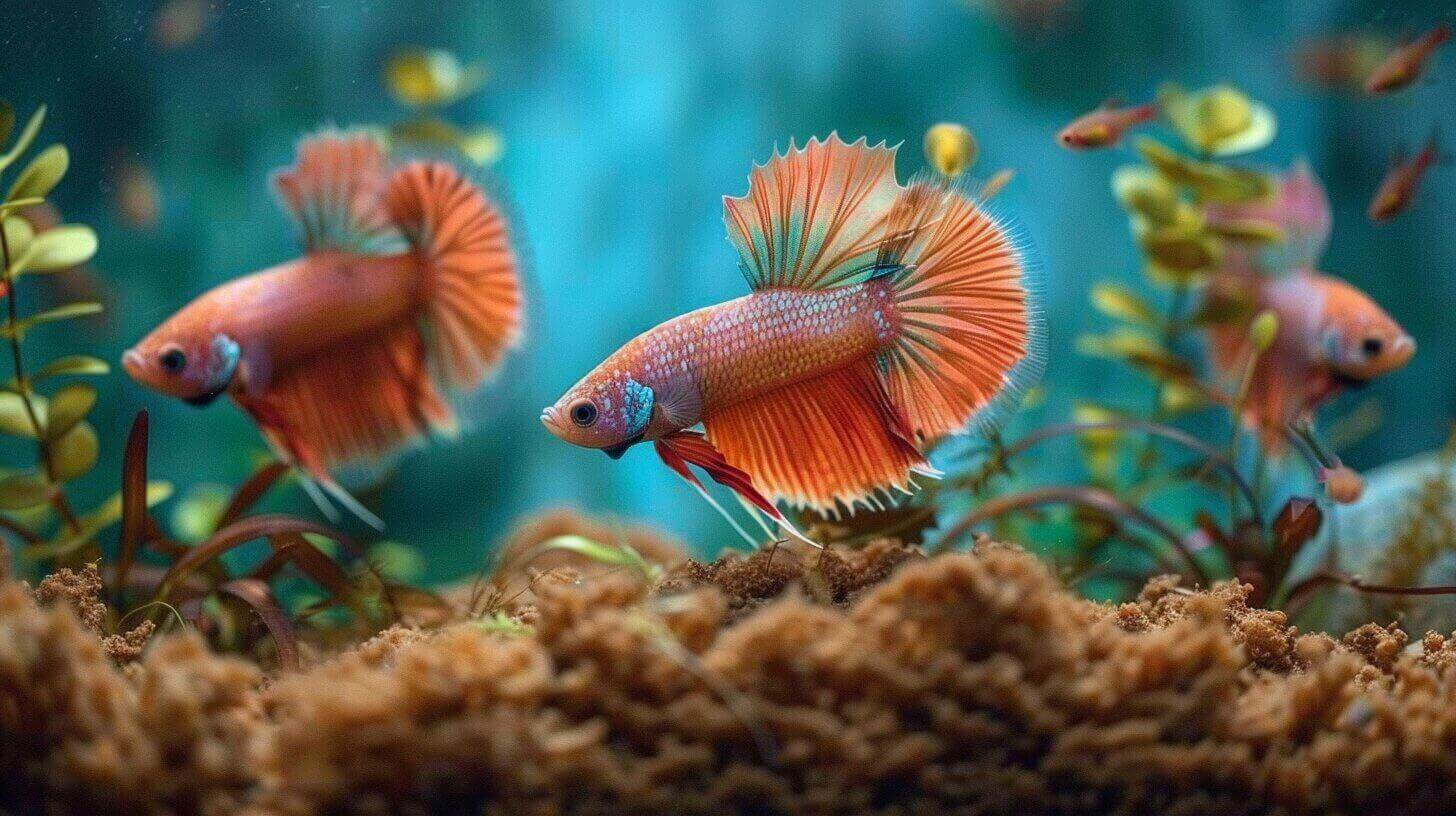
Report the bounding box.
[0,217,80,533]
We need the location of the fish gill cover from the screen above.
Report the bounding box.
[1,0,1456,813]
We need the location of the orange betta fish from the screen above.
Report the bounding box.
[1368,130,1444,221]
[543,135,1044,539]
[1057,100,1158,150]
[1365,24,1450,93]
[1204,164,1413,447]
[124,132,523,525]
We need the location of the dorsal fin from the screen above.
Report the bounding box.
[722,134,900,291]
[271,130,408,255]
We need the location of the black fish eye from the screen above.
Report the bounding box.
[570,400,598,427]
[159,348,187,374]
[1361,337,1384,357]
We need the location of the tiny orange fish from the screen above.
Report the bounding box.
[124,132,523,525]
[544,135,1044,538]
[1365,24,1450,93]
[1368,130,1443,221]
[1205,271,1414,449]
[1057,100,1158,150]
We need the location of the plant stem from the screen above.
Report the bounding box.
[1131,280,1189,482]
[0,218,80,533]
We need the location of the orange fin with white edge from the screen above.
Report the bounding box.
[701,359,929,514]
[723,134,901,291]
[385,160,523,391]
[874,175,1045,442]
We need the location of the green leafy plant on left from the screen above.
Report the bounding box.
[0,102,171,567]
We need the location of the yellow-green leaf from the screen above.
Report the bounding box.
[22,481,172,561]
[43,383,96,441]
[369,540,426,582]
[924,122,978,178]
[0,196,44,215]
[2,215,34,259]
[32,355,109,381]
[0,391,44,438]
[1090,283,1155,325]
[6,302,103,337]
[385,49,486,107]
[17,225,97,273]
[7,144,68,202]
[0,105,46,174]
[52,422,98,481]
[0,472,51,510]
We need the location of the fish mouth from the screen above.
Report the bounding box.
[603,432,645,460]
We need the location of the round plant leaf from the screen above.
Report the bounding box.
[0,391,44,438]
[19,225,97,272]
[0,472,51,511]
[7,144,68,202]
[52,421,98,481]
[43,382,96,441]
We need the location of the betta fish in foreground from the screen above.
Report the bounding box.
[1364,24,1450,93]
[1057,100,1158,150]
[544,135,1044,540]
[124,132,523,526]
[1204,164,1413,448]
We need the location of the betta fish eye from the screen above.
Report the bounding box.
[569,399,598,427]
[1361,337,1384,358]
[158,346,187,375]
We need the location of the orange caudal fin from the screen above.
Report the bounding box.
[385,161,523,391]
[875,173,1046,443]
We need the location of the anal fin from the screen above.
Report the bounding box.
[702,359,927,513]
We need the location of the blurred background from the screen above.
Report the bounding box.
[0,0,1451,583]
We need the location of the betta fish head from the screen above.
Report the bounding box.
[1318,286,1416,383]
[542,368,656,459]
[123,317,242,407]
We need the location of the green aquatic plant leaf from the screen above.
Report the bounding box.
[0,105,45,174]
[369,540,426,583]
[385,49,487,107]
[30,355,109,382]
[14,225,98,273]
[0,391,44,438]
[7,144,68,202]
[0,472,51,510]
[0,197,45,215]
[1135,137,1272,203]
[531,534,662,582]
[4,301,103,338]
[23,482,173,560]
[2,216,34,259]
[51,422,98,481]
[1090,283,1156,326]
[388,118,503,165]
[1111,165,1180,223]
[42,382,96,441]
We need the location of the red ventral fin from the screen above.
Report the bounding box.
[654,430,784,520]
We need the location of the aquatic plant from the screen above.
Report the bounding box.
[381,47,502,164]
[0,102,169,570]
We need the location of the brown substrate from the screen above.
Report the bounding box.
[7,531,1456,814]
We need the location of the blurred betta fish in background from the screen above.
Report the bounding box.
[1364,23,1450,94]
[1368,129,1444,222]
[544,135,1044,540]
[124,132,523,526]
[1057,99,1158,149]
[1203,163,1413,448]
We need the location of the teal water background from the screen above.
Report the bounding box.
[0,0,1452,581]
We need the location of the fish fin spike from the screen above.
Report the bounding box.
[875,174,1046,442]
[317,477,385,531]
[295,473,342,523]
[385,160,524,391]
[271,130,408,255]
[723,135,902,291]
[234,323,458,480]
[701,359,927,513]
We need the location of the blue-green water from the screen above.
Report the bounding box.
[1,0,1452,581]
